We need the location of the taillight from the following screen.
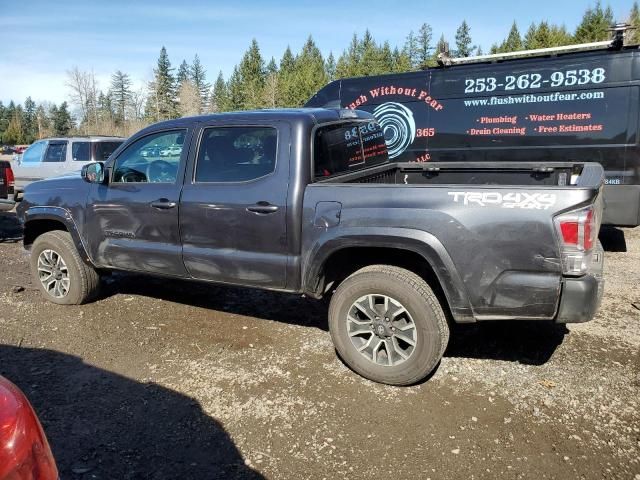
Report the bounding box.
[554,205,599,276]
[5,167,14,188]
[0,377,58,480]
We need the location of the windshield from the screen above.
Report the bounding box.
[314,120,388,180]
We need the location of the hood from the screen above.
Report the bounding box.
[21,173,90,209]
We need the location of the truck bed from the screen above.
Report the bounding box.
[317,161,602,188]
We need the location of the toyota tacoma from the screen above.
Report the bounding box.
[17,108,604,385]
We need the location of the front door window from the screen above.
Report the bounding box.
[112,130,186,183]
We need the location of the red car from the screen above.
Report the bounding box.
[0,376,58,479]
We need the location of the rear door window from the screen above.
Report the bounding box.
[72,142,91,161]
[43,142,67,162]
[314,120,388,179]
[195,126,277,182]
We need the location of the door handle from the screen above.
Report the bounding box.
[150,198,177,209]
[246,202,279,214]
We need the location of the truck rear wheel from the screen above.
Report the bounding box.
[328,265,449,386]
[30,230,100,305]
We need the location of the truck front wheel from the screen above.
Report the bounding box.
[328,265,449,386]
[30,230,100,305]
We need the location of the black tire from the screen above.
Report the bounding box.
[328,265,449,386]
[30,230,100,305]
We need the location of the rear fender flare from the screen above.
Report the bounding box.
[303,227,475,323]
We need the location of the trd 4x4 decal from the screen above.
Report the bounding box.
[448,191,557,209]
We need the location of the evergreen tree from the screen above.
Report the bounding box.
[110,70,132,124]
[503,21,523,52]
[146,46,177,121]
[280,46,296,73]
[266,57,278,75]
[190,54,210,110]
[278,46,297,106]
[291,36,327,106]
[392,47,412,72]
[23,97,37,143]
[336,34,361,78]
[53,102,73,135]
[236,39,266,110]
[455,20,474,56]
[404,30,419,68]
[210,71,230,112]
[574,1,614,43]
[380,41,395,72]
[226,66,244,111]
[264,59,279,108]
[176,60,190,86]
[359,31,387,75]
[524,21,570,49]
[417,23,433,68]
[325,52,336,81]
[476,45,484,56]
[3,109,24,145]
[549,24,574,46]
[97,91,114,123]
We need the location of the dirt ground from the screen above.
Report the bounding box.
[0,210,638,480]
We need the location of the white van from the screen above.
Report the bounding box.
[13,136,124,198]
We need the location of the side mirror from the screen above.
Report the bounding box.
[81,162,106,184]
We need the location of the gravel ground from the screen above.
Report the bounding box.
[0,210,638,480]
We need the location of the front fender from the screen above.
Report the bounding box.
[22,206,94,266]
[302,227,475,323]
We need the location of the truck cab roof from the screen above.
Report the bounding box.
[141,108,374,133]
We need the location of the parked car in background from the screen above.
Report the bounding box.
[13,145,28,154]
[0,160,15,211]
[160,144,182,157]
[0,375,58,479]
[1,145,15,155]
[12,136,125,198]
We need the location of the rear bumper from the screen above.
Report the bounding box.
[0,198,16,211]
[603,184,640,227]
[555,244,605,323]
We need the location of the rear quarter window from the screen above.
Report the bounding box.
[94,141,123,161]
[72,142,91,161]
[314,121,388,180]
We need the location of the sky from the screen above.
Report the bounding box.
[0,0,634,105]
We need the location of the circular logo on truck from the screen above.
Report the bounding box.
[372,102,416,159]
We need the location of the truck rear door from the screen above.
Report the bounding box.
[179,121,290,289]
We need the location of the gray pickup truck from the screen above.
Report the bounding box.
[17,108,604,385]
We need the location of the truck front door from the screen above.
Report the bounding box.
[85,128,190,276]
[179,122,290,289]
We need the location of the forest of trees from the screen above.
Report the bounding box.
[1,1,637,144]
